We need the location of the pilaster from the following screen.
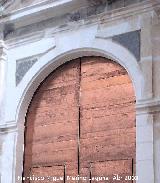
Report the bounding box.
[0,40,7,125]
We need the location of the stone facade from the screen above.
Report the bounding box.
[0,0,160,183]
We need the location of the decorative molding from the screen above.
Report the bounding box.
[0,121,17,134]
[4,2,107,39]
[3,0,159,40]
[100,1,160,25]
[136,99,160,114]
[5,31,44,48]
[0,0,14,10]
[16,57,38,85]
[112,30,141,61]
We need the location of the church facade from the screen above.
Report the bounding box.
[0,0,160,183]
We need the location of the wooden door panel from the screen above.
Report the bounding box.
[80,144,135,163]
[81,74,132,90]
[23,59,80,180]
[30,166,64,183]
[23,57,136,182]
[80,86,135,108]
[91,160,133,183]
[79,57,136,179]
[80,112,135,136]
[29,84,79,109]
[66,163,78,183]
[29,120,78,141]
[80,57,126,79]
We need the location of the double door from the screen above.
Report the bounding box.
[23,57,136,183]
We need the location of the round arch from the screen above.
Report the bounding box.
[14,38,144,183]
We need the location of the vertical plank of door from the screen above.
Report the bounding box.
[23,59,81,182]
[79,57,136,180]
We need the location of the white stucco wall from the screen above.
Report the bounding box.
[0,0,160,183]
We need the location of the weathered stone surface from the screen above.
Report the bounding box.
[16,57,38,85]
[91,160,133,183]
[0,0,13,9]
[112,30,141,61]
[4,1,144,40]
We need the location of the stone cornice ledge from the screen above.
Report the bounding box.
[0,121,17,134]
[0,1,160,30]
[0,0,88,28]
[100,0,160,24]
[5,30,44,47]
[136,98,160,114]
[2,1,160,44]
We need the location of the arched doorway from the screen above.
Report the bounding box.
[23,56,136,182]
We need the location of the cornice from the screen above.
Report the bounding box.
[136,98,160,114]
[2,0,160,48]
[1,0,159,29]
[0,0,88,29]
[99,0,160,24]
[5,30,45,48]
[3,1,157,41]
[0,121,17,134]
